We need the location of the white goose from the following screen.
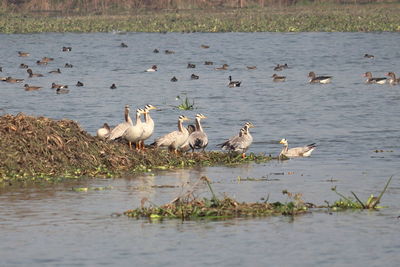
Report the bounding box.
[123,108,145,150]
[108,105,133,141]
[279,138,316,158]
[139,104,157,149]
[153,115,190,153]
[97,123,111,139]
[188,113,208,152]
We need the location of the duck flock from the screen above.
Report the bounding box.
[1,43,399,159]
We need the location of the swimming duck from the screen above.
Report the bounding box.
[153,49,159,53]
[51,82,68,89]
[139,104,157,149]
[27,68,43,78]
[56,88,69,94]
[218,122,254,158]
[110,83,117,89]
[165,50,175,54]
[62,46,72,52]
[97,123,111,139]
[247,66,257,70]
[187,63,196,68]
[120,42,128,48]
[64,63,73,68]
[191,74,199,80]
[108,105,133,141]
[146,65,157,72]
[152,115,190,153]
[171,76,178,82]
[5,77,24,83]
[36,60,48,65]
[188,114,208,152]
[19,63,29,69]
[386,72,399,85]
[308,72,332,84]
[215,64,229,70]
[364,72,386,84]
[18,51,30,57]
[76,81,84,87]
[228,76,241,87]
[204,61,214,65]
[200,44,210,49]
[272,74,286,82]
[364,54,374,58]
[48,68,61,74]
[279,138,316,158]
[0,67,2,72]
[123,108,145,150]
[274,64,284,71]
[24,84,42,91]
[42,57,54,62]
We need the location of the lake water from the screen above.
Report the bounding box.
[0,32,400,266]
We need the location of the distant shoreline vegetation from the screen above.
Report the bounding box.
[0,1,399,33]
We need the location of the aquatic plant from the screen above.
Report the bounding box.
[175,94,195,110]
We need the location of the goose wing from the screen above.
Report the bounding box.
[188,131,208,150]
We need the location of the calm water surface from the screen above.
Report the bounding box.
[0,32,400,266]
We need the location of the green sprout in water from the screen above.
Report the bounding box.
[176,94,195,110]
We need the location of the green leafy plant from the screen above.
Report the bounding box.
[176,94,195,110]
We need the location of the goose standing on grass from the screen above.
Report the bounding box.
[180,125,196,152]
[97,123,111,139]
[364,72,386,84]
[386,72,399,85]
[279,138,316,158]
[139,104,157,150]
[308,72,332,84]
[108,105,133,141]
[228,76,241,87]
[152,115,190,153]
[218,122,254,158]
[188,114,208,152]
[123,108,145,150]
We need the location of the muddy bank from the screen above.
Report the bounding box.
[0,113,272,184]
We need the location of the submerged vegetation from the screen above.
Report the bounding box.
[0,113,272,185]
[0,2,399,33]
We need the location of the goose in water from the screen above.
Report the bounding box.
[386,72,399,85]
[218,122,254,158]
[27,68,43,78]
[188,114,208,152]
[139,104,157,149]
[108,105,133,141]
[364,72,386,84]
[152,115,190,153]
[308,72,332,84]
[123,108,145,150]
[97,123,111,139]
[228,76,241,87]
[146,65,158,72]
[279,138,316,158]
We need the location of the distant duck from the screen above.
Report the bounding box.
[27,68,43,78]
[228,76,241,87]
[364,72,386,84]
[64,63,73,68]
[204,61,214,65]
[48,68,61,74]
[187,63,196,68]
[308,71,332,84]
[97,123,111,140]
[110,83,117,89]
[215,64,229,70]
[191,74,199,80]
[120,42,128,48]
[146,65,157,72]
[24,84,42,91]
[42,57,54,62]
[200,44,210,49]
[364,54,374,58]
[76,81,84,87]
[5,76,24,83]
[247,66,257,70]
[272,73,286,82]
[56,88,70,94]
[18,51,30,57]
[52,82,68,89]
[274,64,284,71]
[62,46,72,52]
[170,76,178,82]
[0,67,2,72]
[165,49,175,54]
[19,63,29,69]
[386,72,399,85]
[36,60,48,65]
[279,138,316,158]
[153,49,159,53]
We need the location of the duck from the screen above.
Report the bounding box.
[120,42,128,48]
[308,72,332,84]
[279,138,316,158]
[152,115,190,153]
[42,57,54,62]
[64,63,73,68]
[27,68,43,78]
[364,72,386,84]
[386,72,399,85]
[272,73,286,82]
[274,64,284,71]
[218,122,254,158]
[18,51,30,57]
[108,105,133,141]
[204,61,214,65]
[56,88,69,94]
[97,123,111,140]
[215,64,229,70]
[146,65,157,72]
[139,104,157,149]
[76,81,84,87]
[19,63,29,69]
[228,76,241,87]
[48,68,61,74]
[153,49,159,53]
[165,49,175,54]
[51,82,68,89]
[187,63,196,68]
[247,66,257,70]
[188,114,208,152]
[36,60,48,65]
[110,83,117,89]
[62,46,72,52]
[191,74,199,80]
[24,84,42,91]
[123,108,145,150]
[200,44,210,49]
[0,67,2,72]
[5,77,24,83]
[364,54,374,58]
[171,76,178,82]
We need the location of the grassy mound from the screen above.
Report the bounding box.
[0,113,272,184]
